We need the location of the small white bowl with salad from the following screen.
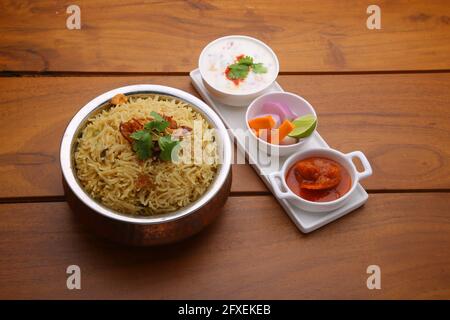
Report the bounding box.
[199,35,279,107]
[245,92,318,157]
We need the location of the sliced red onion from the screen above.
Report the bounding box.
[261,101,297,121]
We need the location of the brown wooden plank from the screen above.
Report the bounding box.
[1,0,450,72]
[280,74,450,191]
[1,73,449,199]
[0,193,449,299]
[0,76,266,197]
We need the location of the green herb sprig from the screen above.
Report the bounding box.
[130,130,153,160]
[130,111,180,161]
[227,56,268,81]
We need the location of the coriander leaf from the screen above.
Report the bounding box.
[145,112,169,132]
[238,55,253,66]
[252,63,268,74]
[133,141,153,161]
[228,63,250,80]
[130,130,149,141]
[133,140,152,160]
[226,55,268,82]
[144,119,169,132]
[158,135,180,162]
[150,111,164,122]
[130,130,153,160]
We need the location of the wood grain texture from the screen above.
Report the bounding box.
[0,74,449,199]
[0,193,449,299]
[0,76,267,198]
[280,74,450,191]
[1,0,450,72]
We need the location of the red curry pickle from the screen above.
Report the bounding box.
[286,157,352,202]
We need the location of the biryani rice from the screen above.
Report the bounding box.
[74,94,218,215]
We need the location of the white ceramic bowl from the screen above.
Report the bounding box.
[199,35,279,107]
[268,148,372,212]
[245,92,317,157]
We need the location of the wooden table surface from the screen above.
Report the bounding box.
[0,0,449,299]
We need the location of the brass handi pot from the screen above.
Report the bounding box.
[60,85,232,246]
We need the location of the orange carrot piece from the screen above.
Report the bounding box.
[276,119,295,143]
[248,115,276,131]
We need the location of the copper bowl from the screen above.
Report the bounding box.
[60,85,232,246]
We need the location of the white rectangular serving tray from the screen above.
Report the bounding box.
[190,69,368,233]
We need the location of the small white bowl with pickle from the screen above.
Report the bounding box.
[268,147,373,212]
[245,92,318,157]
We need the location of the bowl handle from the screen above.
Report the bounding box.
[268,172,291,199]
[345,151,373,181]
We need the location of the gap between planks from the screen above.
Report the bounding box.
[1,70,450,78]
[0,189,449,204]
